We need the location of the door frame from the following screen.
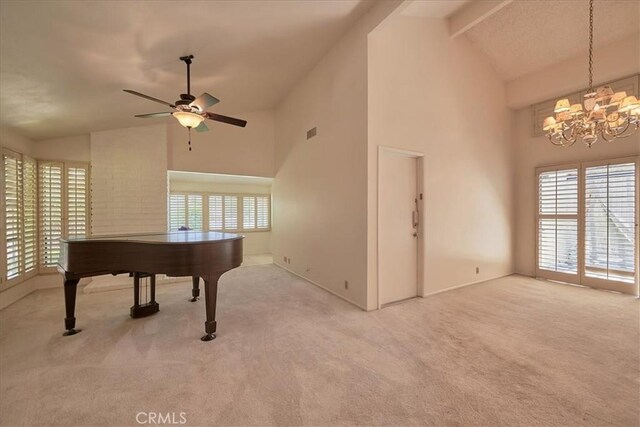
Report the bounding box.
[377,145,425,309]
[580,156,639,295]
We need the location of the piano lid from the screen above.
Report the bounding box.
[61,231,244,245]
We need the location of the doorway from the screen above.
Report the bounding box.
[378,147,423,307]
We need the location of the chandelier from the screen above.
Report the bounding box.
[543,0,639,147]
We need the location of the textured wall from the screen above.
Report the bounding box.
[90,124,168,235]
[368,16,514,308]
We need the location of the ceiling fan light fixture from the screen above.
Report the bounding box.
[173,111,205,128]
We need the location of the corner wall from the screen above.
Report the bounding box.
[168,110,275,178]
[367,16,514,309]
[513,111,639,277]
[272,1,403,309]
[511,35,640,277]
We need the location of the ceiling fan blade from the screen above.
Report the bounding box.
[134,112,173,118]
[204,112,247,128]
[194,122,209,133]
[123,89,175,108]
[190,92,220,112]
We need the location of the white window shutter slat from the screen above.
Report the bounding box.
[3,153,23,280]
[39,162,64,268]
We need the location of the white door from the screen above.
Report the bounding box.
[379,150,419,306]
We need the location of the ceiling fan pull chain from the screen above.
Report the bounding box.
[188,127,192,151]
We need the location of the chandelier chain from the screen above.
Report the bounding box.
[588,0,593,93]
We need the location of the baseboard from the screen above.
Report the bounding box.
[274,262,367,311]
[421,273,513,298]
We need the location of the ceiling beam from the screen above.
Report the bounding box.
[448,0,512,38]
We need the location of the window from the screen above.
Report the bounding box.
[38,161,90,270]
[208,195,223,230]
[536,157,638,295]
[1,150,37,284]
[224,196,238,230]
[169,194,186,230]
[243,195,270,230]
[39,162,63,268]
[169,192,270,233]
[584,162,636,284]
[537,167,579,277]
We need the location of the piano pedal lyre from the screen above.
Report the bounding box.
[130,272,160,318]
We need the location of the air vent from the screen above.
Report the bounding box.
[306,127,317,140]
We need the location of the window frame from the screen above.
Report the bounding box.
[535,163,581,284]
[1,148,39,288]
[168,191,271,233]
[580,156,638,294]
[37,160,91,274]
[535,156,639,295]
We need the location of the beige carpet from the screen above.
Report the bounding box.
[0,267,638,426]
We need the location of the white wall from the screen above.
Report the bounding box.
[511,33,640,277]
[367,16,514,309]
[91,124,168,235]
[169,179,272,255]
[168,110,275,178]
[507,33,640,109]
[0,127,34,155]
[32,134,91,162]
[513,110,639,277]
[272,0,403,309]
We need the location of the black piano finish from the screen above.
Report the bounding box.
[57,232,243,341]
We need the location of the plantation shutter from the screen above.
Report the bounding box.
[39,162,64,268]
[224,196,238,230]
[537,167,579,278]
[243,196,256,229]
[169,194,186,231]
[187,194,203,230]
[208,195,223,230]
[23,157,37,273]
[256,195,270,229]
[3,153,23,280]
[584,162,636,284]
[66,165,89,239]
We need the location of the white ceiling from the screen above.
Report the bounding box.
[464,0,640,81]
[169,171,273,186]
[401,0,469,18]
[0,0,372,140]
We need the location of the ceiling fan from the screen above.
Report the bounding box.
[123,55,247,149]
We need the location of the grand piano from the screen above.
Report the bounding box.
[57,232,243,341]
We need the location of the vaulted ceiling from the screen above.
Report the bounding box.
[464,0,639,81]
[1,0,638,141]
[0,0,372,140]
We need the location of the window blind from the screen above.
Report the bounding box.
[23,157,37,273]
[66,165,89,239]
[224,196,238,230]
[243,196,256,229]
[39,162,63,268]
[208,195,223,230]
[187,194,203,230]
[169,194,187,231]
[585,162,636,283]
[538,168,579,275]
[171,191,270,233]
[256,195,270,229]
[3,153,23,280]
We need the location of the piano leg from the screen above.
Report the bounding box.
[191,276,200,302]
[63,278,81,336]
[201,273,222,341]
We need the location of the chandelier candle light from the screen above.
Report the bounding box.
[543,0,639,147]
